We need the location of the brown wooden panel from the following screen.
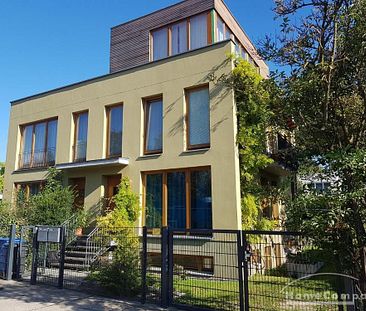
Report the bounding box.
[110,0,215,73]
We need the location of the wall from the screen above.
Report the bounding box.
[5,41,242,230]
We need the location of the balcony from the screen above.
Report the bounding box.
[18,148,56,170]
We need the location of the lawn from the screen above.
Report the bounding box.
[172,274,340,311]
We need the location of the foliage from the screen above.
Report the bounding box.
[19,168,75,225]
[91,177,141,297]
[0,162,4,193]
[223,58,279,230]
[0,201,17,236]
[262,0,366,289]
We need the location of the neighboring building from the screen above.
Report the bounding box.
[4,0,270,232]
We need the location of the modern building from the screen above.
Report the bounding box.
[4,0,270,232]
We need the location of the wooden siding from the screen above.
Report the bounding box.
[109,0,269,76]
[110,0,215,73]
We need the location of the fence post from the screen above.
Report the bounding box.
[167,228,174,306]
[6,224,16,280]
[161,227,169,308]
[237,231,245,311]
[141,226,147,304]
[30,227,39,285]
[58,226,66,289]
[242,232,250,311]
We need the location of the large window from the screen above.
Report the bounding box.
[73,111,88,162]
[151,13,210,61]
[16,181,43,200]
[106,105,123,158]
[19,119,58,169]
[186,86,210,149]
[144,98,163,154]
[143,167,212,230]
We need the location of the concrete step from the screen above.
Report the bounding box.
[50,262,90,270]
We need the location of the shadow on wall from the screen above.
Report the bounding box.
[167,58,233,138]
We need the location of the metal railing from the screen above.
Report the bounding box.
[85,227,111,270]
[61,214,80,247]
[18,148,56,169]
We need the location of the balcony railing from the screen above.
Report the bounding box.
[73,142,87,162]
[18,148,56,169]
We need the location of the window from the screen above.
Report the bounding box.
[74,111,88,162]
[152,28,168,61]
[150,12,210,61]
[106,105,123,157]
[216,15,225,42]
[171,21,188,55]
[186,86,210,149]
[143,167,212,230]
[19,119,58,169]
[16,182,43,200]
[190,14,208,50]
[144,98,163,154]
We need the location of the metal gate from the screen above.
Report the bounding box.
[157,228,363,311]
[16,226,66,288]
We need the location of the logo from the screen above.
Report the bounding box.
[280,273,365,307]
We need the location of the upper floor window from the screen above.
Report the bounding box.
[19,119,57,169]
[190,14,208,50]
[73,111,88,162]
[151,13,210,61]
[216,15,225,42]
[106,105,123,158]
[144,98,163,154]
[186,86,210,149]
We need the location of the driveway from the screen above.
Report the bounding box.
[0,280,166,311]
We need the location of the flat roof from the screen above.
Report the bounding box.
[11,39,232,106]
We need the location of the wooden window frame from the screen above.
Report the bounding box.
[106,103,123,158]
[185,84,211,150]
[15,181,44,200]
[142,166,211,231]
[150,11,212,62]
[143,96,163,155]
[19,117,58,169]
[73,110,89,162]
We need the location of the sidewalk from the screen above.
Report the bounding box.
[0,280,165,311]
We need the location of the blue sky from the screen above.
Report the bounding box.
[0,0,278,162]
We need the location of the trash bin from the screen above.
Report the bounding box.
[0,238,21,278]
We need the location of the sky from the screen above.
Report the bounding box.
[0,0,279,162]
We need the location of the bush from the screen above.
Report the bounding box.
[0,201,17,236]
[20,168,75,225]
[90,177,141,297]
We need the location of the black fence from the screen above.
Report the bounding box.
[8,226,365,311]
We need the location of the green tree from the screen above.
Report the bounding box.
[262,0,366,290]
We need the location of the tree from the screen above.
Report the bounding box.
[262,0,366,291]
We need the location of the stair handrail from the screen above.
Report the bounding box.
[61,213,80,246]
[85,226,110,270]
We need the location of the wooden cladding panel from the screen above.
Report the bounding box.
[110,0,215,73]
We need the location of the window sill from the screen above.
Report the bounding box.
[14,166,53,174]
[180,148,210,156]
[136,154,162,161]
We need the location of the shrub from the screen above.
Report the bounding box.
[21,168,75,225]
[90,177,142,297]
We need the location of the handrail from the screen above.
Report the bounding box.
[85,227,110,270]
[62,214,80,246]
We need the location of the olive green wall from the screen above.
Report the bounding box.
[4,41,242,230]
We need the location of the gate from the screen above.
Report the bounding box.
[158,228,363,311]
[16,226,66,288]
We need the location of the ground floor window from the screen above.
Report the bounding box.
[143,167,212,230]
[15,181,43,200]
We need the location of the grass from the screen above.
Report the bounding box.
[171,274,339,311]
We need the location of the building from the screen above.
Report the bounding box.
[4,0,270,232]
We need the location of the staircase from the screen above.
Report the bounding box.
[63,235,92,270]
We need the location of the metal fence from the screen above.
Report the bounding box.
[9,226,365,311]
